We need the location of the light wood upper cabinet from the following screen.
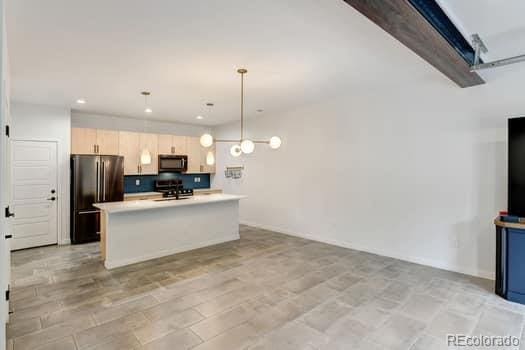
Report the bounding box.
[96,129,119,155]
[139,133,158,175]
[71,128,97,154]
[158,134,173,155]
[173,136,187,155]
[71,128,119,155]
[158,134,187,155]
[186,137,201,173]
[73,128,214,174]
[118,131,140,175]
[118,131,158,175]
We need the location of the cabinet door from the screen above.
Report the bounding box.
[508,229,525,294]
[71,128,97,154]
[158,134,173,155]
[96,129,119,155]
[186,137,201,173]
[118,131,140,175]
[173,135,187,155]
[139,133,158,175]
[201,145,216,174]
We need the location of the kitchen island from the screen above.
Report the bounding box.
[94,194,245,269]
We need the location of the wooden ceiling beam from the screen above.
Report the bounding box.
[342,0,485,88]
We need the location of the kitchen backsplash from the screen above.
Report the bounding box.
[124,173,211,193]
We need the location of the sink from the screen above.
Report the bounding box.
[153,197,189,202]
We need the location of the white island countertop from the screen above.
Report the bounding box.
[94,193,245,214]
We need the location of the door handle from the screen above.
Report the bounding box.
[5,207,14,218]
[47,197,56,201]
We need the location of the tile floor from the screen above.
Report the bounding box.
[6,225,525,350]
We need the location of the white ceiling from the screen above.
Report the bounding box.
[8,0,525,126]
[438,0,525,61]
[6,0,448,125]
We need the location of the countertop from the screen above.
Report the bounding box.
[95,193,245,214]
[494,217,525,229]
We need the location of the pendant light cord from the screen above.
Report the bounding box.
[144,94,147,131]
[240,71,244,141]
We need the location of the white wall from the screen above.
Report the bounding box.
[11,102,71,245]
[212,77,520,280]
[71,111,209,136]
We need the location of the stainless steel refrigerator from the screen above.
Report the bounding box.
[70,155,124,244]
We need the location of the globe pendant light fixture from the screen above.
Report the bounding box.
[200,68,281,156]
[140,91,152,165]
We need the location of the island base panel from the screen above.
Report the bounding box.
[103,200,240,269]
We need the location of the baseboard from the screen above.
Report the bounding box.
[240,220,495,280]
[105,234,240,269]
[59,239,71,246]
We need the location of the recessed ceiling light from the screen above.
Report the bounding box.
[196,115,204,120]
[76,99,86,104]
[145,108,153,114]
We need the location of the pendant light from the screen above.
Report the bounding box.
[199,69,282,157]
[269,136,282,149]
[230,144,242,157]
[200,103,215,147]
[140,91,152,165]
[206,151,215,165]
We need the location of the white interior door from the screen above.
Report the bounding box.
[11,140,58,250]
[1,0,12,333]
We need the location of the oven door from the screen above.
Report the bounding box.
[158,155,187,172]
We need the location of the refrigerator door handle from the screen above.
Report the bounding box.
[96,161,100,202]
[79,210,101,215]
[103,161,107,201]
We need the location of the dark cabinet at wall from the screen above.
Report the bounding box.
[495,117,525,305]
[496,225,525,305]
[507,229,525,303]
[508,117,525,217]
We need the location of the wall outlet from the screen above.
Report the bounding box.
[135,179,140,186]
[194,177,201,183]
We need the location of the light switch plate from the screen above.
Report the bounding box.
[135,179,140,186]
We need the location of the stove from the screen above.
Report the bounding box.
[154,179,193,199]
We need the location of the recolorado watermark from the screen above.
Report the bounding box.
[447,334,520,347]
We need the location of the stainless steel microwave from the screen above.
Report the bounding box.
[158,155,188,173]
